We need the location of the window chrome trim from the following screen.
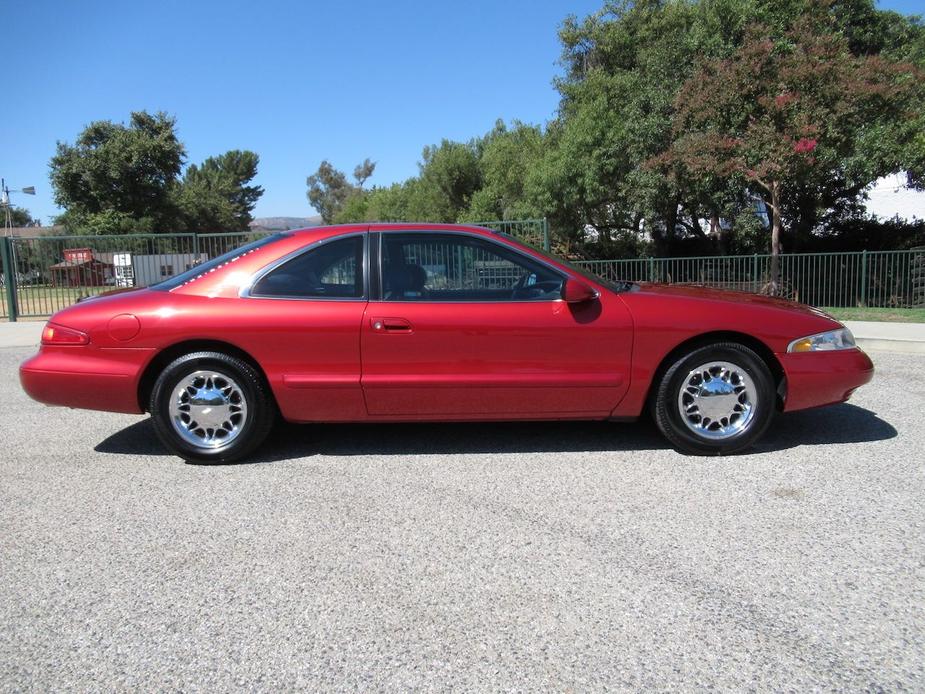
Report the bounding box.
[372,229,577,304]
[239,231,369,301]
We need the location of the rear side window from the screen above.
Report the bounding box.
[151,233,289,291]
[250,236,365,299]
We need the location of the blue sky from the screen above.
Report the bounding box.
[4,0,921,225]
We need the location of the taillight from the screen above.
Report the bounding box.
[41,323,89,345]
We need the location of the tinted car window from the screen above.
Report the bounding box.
[381,233,563,301]
[251,236,364,298]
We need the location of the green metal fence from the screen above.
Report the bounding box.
[0,232,267,320]
[197,231,272,259]
[575,249,925,309]
[2,228,923,320]
[473,218,550,251]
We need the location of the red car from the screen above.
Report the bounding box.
[20,224,873,463]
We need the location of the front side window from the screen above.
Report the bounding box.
[251,235,364,299]
[380,233,563,301]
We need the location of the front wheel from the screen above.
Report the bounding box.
[149,351,276,464]
[652,342,776,455]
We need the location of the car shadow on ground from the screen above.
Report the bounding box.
[94,402,897,464]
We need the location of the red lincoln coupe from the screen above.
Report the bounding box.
[20,224,873,462]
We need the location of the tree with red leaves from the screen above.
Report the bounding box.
[655,8,922,292]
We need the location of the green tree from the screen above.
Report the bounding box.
[306,159,376,223]
[50,111,185,233]
[548,0,751,254]
[176,150,263,232]
[330,138,488,225]
[355,182,415,222]
[658,11,922,290]
[353,158,375,187]
[1,206,39,227]
[461,121,546,222]
[544,0,924,256]
[408,140,482,222]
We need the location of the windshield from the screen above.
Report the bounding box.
[498,232,632,293]
[150,233,290,291]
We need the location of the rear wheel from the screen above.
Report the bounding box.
[149,351,275,464]
[653,342,775,455]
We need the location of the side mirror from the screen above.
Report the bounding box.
[562,278,598,304]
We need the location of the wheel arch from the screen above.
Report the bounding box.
[645,331,786,413]
[137,339,275,413]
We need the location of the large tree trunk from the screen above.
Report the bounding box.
[656,199,680,257]
[709,211,727,255]
[769,180,781,296]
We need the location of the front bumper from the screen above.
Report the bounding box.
[20,346,152,414]
[778,347,874,412]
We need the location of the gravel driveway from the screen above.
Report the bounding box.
[1,346,922,691]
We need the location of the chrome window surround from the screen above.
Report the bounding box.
[239,232,369,302]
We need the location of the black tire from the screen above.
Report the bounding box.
[149,351,276,464]
[652,342,776,455]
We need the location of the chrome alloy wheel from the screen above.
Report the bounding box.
[168,370,248,449]
[676,361,757,441]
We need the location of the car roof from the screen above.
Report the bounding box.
[287,223,500,236]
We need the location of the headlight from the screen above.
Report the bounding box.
[787,328,856,353]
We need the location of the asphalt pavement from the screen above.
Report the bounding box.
[1,345,922,690]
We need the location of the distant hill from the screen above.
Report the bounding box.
[249,216,322,231]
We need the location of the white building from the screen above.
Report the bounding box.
[113,252,209,288]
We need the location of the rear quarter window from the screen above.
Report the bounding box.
[151,233,289,291]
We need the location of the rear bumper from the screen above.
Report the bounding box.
[20,346,151,414]
[778,348,874,412]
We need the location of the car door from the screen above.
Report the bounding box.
[360,231,633,418]
[239,232,369,422]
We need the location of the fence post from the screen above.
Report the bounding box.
[1,237,19,322]
[193,233,200,260]
[859,250,868,307]
[752,254,759,293]
[542,218,550,252]
[648,257,656,283]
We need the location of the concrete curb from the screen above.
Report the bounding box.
[1,318,923,353]
[0,321,43,349]
[843,321,925,355]
[852,337,925,354]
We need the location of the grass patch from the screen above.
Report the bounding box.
[823,306,925,323]
[1,285,111,318]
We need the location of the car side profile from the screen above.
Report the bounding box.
[20,224,874,463]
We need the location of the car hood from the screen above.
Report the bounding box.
[632,282,834,319]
